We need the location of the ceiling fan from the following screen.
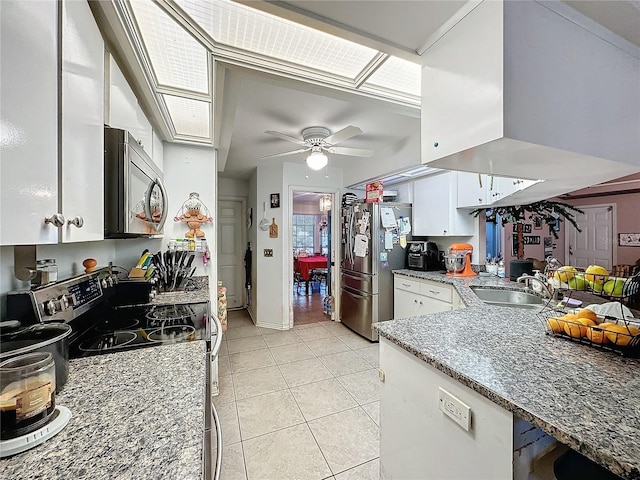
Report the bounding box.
[262,125,374,170]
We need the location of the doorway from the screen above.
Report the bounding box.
[218,197,247,309]
[564,204,616,270]
[289,188,338,327]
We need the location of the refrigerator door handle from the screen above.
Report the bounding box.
[342,286,371,300]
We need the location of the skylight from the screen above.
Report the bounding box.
[125,0,421,143]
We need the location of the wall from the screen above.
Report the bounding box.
[162,143,217,300]
[219,177,249,198]
[247,171,258,321]
[293,200,322,215]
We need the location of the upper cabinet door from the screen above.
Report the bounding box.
[0,1,59,245]
[61,0,105,243]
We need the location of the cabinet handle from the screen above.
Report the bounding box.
[418,301,423,305]
[414,299,418,303]
[402,283,411,287]
[44,213,65,228]
[428,290,440,295]
[67,216,84,228]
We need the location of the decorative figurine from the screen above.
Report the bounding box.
[174,192,213,238]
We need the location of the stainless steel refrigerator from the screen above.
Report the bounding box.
[340,201,412,341]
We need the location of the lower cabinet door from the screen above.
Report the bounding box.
[394,289,422,319]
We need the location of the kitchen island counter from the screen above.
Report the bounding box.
[0,341,206,480]
[377,270,640,479]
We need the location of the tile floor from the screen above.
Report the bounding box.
[215,309,380,480]
[293,282,330,325]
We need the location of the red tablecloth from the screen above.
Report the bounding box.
[296,256,328,281]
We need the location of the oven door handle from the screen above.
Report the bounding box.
[143,177,169,232]
[210,313,223,358]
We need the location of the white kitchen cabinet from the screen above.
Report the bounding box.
[1,0,59,245]
[412,172,474,236]
[394,274,459,319]
[457,172,540,208]
[60,0,104,243]
[380,338,514,479]
[0,0,105,246]
[421,0,640,201]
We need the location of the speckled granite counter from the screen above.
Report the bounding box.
[151,276,209,305]
[0,342,206,480]
[376,270,640,479]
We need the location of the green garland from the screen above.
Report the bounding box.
[470,200,584,239]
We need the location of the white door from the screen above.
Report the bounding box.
[565,205,614,270]
[218,199,245,309]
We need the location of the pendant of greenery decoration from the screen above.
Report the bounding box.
[470,201,584,259]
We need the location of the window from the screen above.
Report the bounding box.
[293,214,318,256]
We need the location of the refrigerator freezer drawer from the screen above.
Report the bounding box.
[341,271,377,294]
[340,286,378,342]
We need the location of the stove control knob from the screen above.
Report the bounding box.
[106,276,114,287]
[59,295,69,310]
[44,299,57,316]
[101,278,108,289]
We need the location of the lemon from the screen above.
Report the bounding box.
[577,308,598,322]
[567,275,586,290]
[585,265,609,285]
[564,317,595,338]
[603,277,626,296]
[546,317,565,334]
[604,324,640,346]
[554,266,577,283]
[586,326,609,345]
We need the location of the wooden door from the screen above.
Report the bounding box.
[218,199,245,309]
[565,205,614,270]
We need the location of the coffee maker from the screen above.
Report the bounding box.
[406,241,442,271]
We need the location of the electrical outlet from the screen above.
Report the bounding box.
[438,387,471,431]
[263,249,273,257]
[378,368,385,382]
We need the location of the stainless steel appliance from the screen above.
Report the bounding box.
[407,241,442,271]
[340,201,412,341]
[3,269,222,476]
[104,127,168,238]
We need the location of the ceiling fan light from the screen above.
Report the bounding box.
[306,151,328,170]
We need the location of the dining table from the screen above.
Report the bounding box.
[295,255,328,294]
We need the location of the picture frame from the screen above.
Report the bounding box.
[270,193,280,209]
[619,233,640,247]
[533,217,542,230]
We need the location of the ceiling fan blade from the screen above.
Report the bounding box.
[324,125,362,145]
[264,130,306,146]
[327,146,375,157]
[261,148,310,159]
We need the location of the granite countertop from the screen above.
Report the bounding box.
[377,270,640,480]
[1,342,206,480]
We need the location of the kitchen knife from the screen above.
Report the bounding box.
[186,254,195,268]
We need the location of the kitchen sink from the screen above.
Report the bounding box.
[470,287,546,310]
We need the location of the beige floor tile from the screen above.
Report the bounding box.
[278,357,334,388]
[337,333,374,350]
[227,315,254,329]
[305,336,351,356]
[308,407,379,475]
[236,389,305,440]
[229,348,275,374]
[321,322,352,336]
[263,330,301,348]
[334,458,379,480]
[296,325,335,341]
[318,350,371,377]
[293,323,320,330]
[336,369,380,405]
[213,374,235,406]
[217,354,232,377]
[243,424,332,480]
[361,402,380,427]
[290,378,358,421]
[226,325,262,340]
[269,343,315,365]
[216,401,241,445]
[220,442,247,480]
[353,345,380,368]
[228,335,268,354]
[219,340,228,357]
[233,365,288,400]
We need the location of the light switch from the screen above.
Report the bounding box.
[438,387,471,431]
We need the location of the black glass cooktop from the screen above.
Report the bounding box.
[68,302,209,358]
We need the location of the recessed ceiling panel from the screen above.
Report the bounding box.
[364,56,421,97]
[163,95,211,138]
[130,0,209,93]
[176,0,378,78]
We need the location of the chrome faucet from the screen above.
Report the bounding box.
[516,274,555,299]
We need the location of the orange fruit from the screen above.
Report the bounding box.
[604,324,640,346]
[577,309,598,322]
[546,317,565,334]
[586,326,609,345]
[564,317,595,338]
